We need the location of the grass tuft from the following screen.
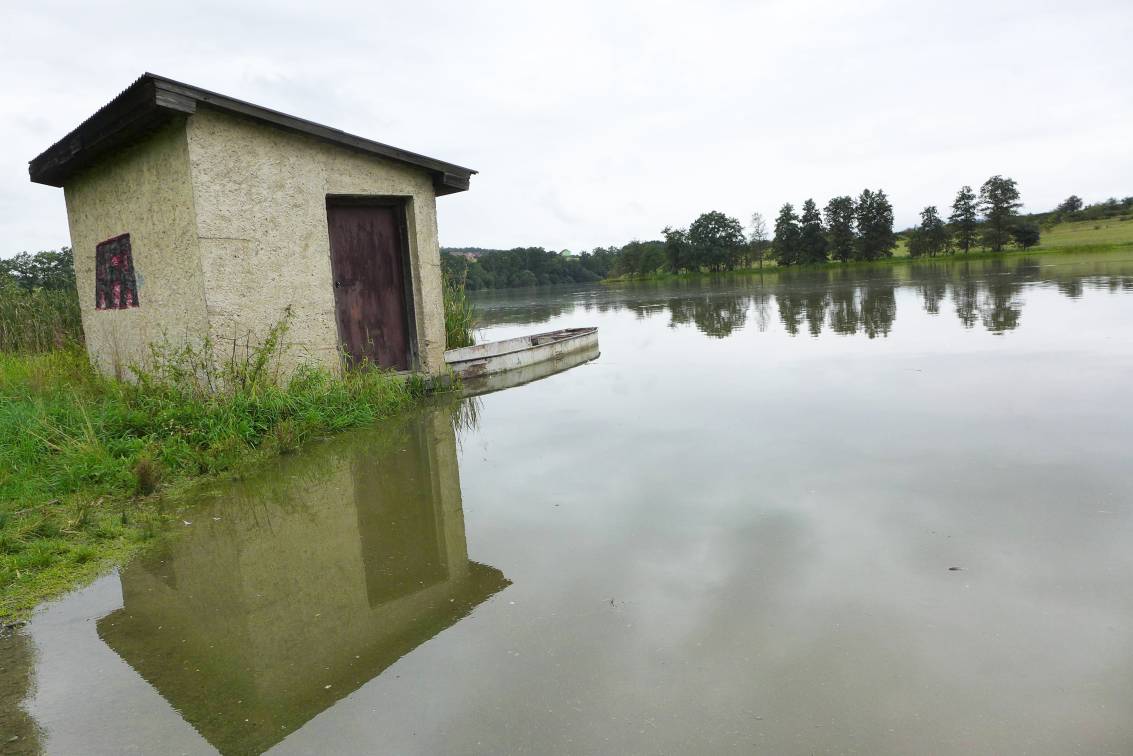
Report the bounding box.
[133,457,162,496]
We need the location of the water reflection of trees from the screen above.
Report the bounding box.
[669,294,749,338]
[773,269,898,338]
[940,259,1027,335]
[470,256,1133,339]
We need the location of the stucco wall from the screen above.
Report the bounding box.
[63,120,208,378]
[184,106,447,376]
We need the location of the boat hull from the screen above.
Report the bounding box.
[460,342,600,397]
[443,328,599,381]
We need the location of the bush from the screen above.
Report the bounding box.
[1011,223,1041,250]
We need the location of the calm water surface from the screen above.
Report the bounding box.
[5,253,1133,755]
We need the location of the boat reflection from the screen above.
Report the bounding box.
[461,341,600,397]
[96,405,508,755]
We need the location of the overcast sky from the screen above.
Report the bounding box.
[3,0,1131,255]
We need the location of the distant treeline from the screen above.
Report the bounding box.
[443,182,1133,289]
[1031,195,1133,226]
[440,247,619,290]
[0,248,75,291]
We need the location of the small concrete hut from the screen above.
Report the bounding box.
[29,73,475,380]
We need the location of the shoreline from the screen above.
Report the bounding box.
[0,353,454,621]
[602,241,1133,284]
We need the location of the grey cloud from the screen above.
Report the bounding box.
[2,0,1130,255]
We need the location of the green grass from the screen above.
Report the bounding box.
[0,334,429,619]
[1034,216,1133,248]
[892,216,1133,257]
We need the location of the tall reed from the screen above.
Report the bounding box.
[0,282,83,352]
[443,270,477,349]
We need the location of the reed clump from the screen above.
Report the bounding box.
[0,280,82,353]
[443,270,476,349]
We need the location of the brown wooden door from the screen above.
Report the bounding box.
[326,203,412,370]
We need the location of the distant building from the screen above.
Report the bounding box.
[29,73,476,380]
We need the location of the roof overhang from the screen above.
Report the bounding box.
[28,73,476,195]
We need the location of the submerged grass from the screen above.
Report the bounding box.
[0,323,428,619]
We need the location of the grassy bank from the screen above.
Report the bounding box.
[607,217,1133,283]
[0,318,459,620]
[0,346,427,619]
[0,261,482,620]
[891,216,1133,257]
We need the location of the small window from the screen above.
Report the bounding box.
[95,233,140,310]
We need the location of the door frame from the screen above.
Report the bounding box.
[325,195,420,372]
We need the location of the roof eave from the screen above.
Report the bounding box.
[28,74,476,193]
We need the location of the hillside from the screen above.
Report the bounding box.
[894,215,1133,258]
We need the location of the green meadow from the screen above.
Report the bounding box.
[893,216,1133,257]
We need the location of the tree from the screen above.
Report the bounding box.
[613,240,667,277]
[798,199,828,264]
[824,196,855,263]
[688,212,747,272]
[1056,195,1083,216]
[0,247,75,291]
[578,248,617,279]
[636,241,667,276]
[772,204,801,266]
[978,175,1022,252]
[854,189,896,261]
[918,205,950,257]
[1011,222,1041,250]
[949,185,978,254]
[906,228,927,258]
[662,226,693,273]
[748,212,770,269]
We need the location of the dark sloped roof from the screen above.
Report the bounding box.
[28,73,476,194]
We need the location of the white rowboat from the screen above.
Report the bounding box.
[444,328,599,381]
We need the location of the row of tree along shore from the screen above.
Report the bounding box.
[471,256,1131,339]
[441,184,1133,289]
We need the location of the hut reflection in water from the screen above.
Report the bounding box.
[96,404,508,755]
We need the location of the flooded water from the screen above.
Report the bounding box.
[5,252,1133,755]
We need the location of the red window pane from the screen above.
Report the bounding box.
[95,234,140,310]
